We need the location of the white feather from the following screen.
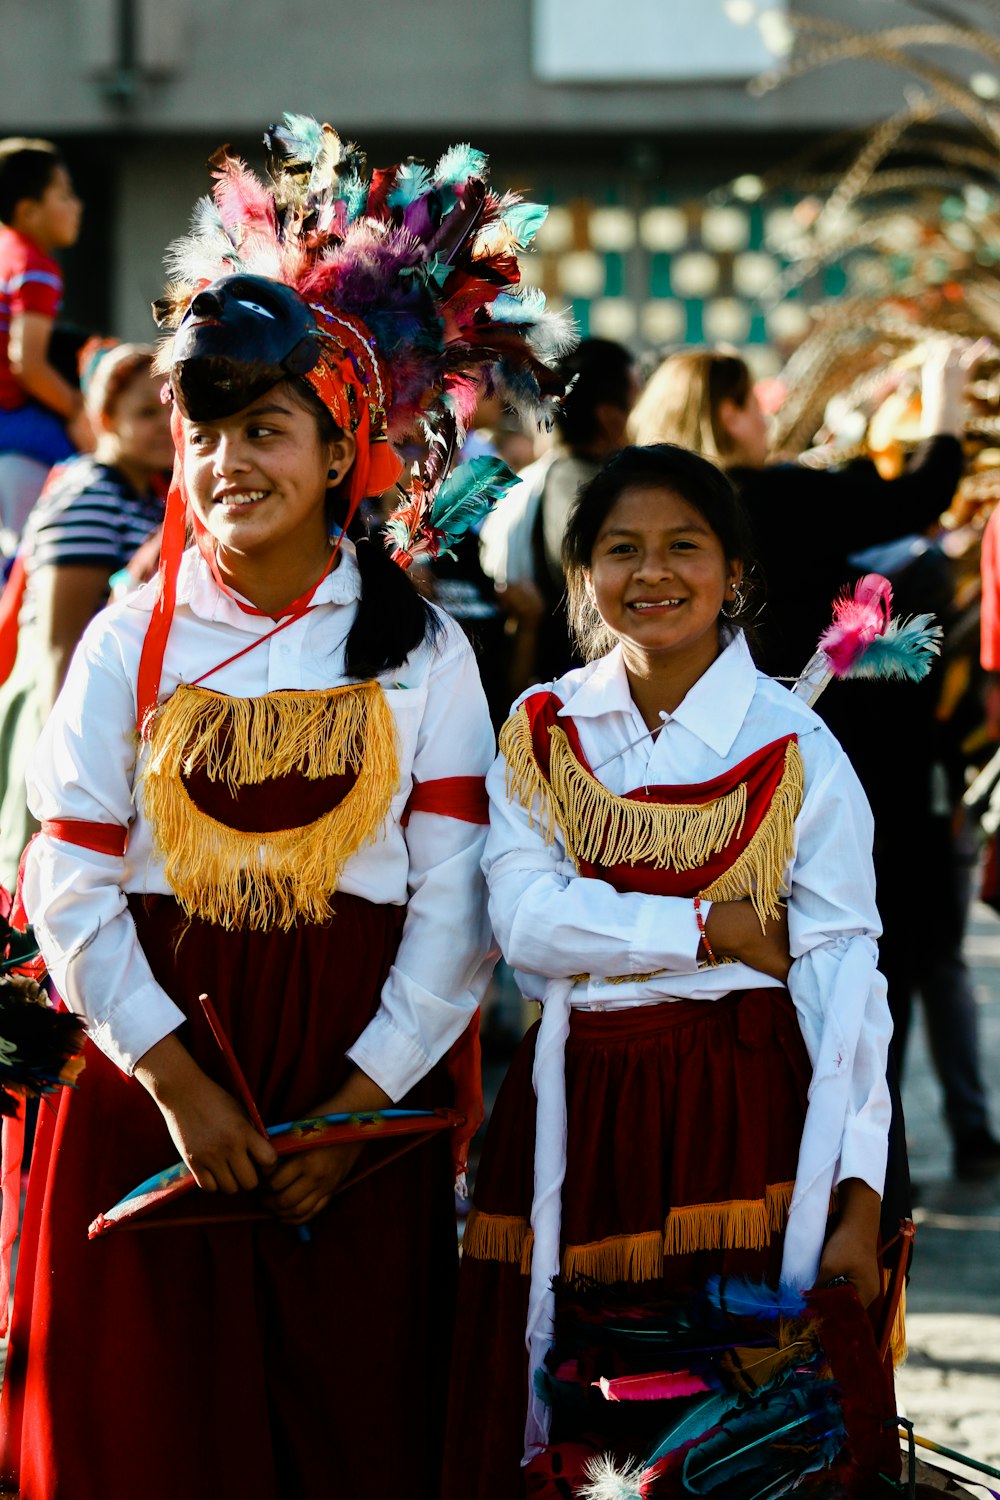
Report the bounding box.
[526,305,579,362]
[577,1453,649,1500]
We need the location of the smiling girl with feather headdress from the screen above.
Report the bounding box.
[0,114,571,1500]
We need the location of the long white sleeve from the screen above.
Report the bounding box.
[785,750,892,1199]
[22,549,497,1089]
[23,615,185,1074]
[347,630,497,1099]
[483,752,703,993]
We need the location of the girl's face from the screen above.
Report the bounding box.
[182,382,353,562]
[107,371,175,473]
[586,485,742,665]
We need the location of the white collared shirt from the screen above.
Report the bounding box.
[23,544,496,1099]
[484,631,893,1196]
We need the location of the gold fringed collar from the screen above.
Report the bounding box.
[499,697,804,924]
[139,681,399,931]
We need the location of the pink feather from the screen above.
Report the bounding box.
[816,573,892,676]
[594,1370,711,1402]
[211,154,277,237]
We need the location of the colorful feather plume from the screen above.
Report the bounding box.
[791,571,942,705]
[384,455,518,568]
[0,890,83,1114]
[816,572,892,675]
[157,111,573,451]
[534,1276,858,1498]
[0,977,85,1115]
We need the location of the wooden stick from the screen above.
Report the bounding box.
[198,992,268,1138]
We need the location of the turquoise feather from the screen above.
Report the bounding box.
[388,161,433,209]
[646,1391,742,1465]
[841,613,942,683]
[271,112,326,166]
[501,201,549,246]
[434,143,488,187]
[429,456,518,552]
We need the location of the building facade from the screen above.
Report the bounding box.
[1,0,991,362]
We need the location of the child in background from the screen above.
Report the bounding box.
[0,138,87,465]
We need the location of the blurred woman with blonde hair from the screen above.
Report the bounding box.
[629,349,769,468]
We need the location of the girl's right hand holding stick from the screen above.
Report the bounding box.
[134,1033,278,1194]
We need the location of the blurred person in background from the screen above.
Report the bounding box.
[0,340,171,888]
[0,139,88,466]
[480,337,640,692]
[633,344,1000,1182]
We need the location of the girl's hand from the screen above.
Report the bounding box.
[260,1063,393,1226]
[704,899,791,982]
[134,1034,278,1194]
[815,1177,882,1308]
[261,1142,364,1226]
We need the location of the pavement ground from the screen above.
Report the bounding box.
[892,901,1000,1488]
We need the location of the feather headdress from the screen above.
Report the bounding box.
[139,114,576,731]
[156,114,573,455]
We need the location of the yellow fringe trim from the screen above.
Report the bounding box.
[548,726,748,872]
[139,681,399,931]
[883,1267,908,1366]
[500,705,804,924]
[462,1209,534,1275]
[663,1181,795,1256]
[499,704,561,843]
[460,1184,795,1280]
[563,1230,666,1283]
[701,740,805,924]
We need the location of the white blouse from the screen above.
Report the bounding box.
[484,629,892,1200]
[23,543,496,1101]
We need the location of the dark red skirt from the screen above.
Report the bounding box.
[443,990,894,1500]
[1,892,457,1500]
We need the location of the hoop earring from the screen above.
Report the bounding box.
[720,584,745,620]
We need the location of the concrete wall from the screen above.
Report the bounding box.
[5,0,996,344]
[3,0,996,136]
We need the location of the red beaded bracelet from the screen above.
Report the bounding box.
[693,894,719,966]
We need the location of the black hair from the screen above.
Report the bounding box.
[0,138,63,225]
[562,443,760,660]
[555,338,636,449]
[288,377,440,678]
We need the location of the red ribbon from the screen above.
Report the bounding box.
[39,819,129,857]
[402,776,489,825]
